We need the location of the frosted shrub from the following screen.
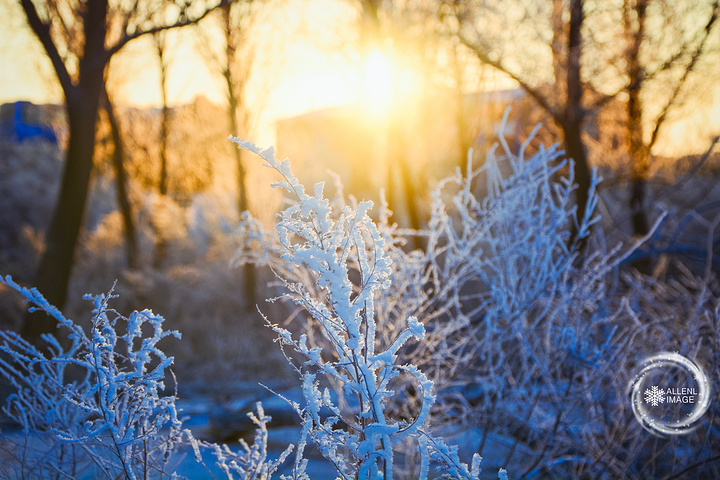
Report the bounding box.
[406,119,719,478]
[194,402,294,480]
[232,119,704,478]
[230,121,615,406]
[0,276,287,480]
[6,120,715,478]
[423,124,612,381]
[228,122,616,477]
[417,124,638,473]
[230,137,483,480]
[0,275,185,479]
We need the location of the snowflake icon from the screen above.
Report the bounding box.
[645,385,665,407]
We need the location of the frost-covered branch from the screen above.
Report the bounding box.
[0,276,185,479]
[231,136,483,480]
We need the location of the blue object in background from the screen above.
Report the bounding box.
[0,101,58,143]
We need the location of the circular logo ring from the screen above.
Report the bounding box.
[628,352,711,437]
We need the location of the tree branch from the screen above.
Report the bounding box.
[459,35,562,125]
[106,0,230,58]
[648,0,719,150]
[644,2,720,82]
[117,0,141,43]
[19,0,76,100]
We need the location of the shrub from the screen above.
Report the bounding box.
[0,276,294,480]
[3,120,718,480]
[0,276,185,479]
[232,119,720,479]
[0,134,507,479]
[229,137,483,480]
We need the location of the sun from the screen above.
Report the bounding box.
[362,50,393,112]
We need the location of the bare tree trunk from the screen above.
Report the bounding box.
[159,62,170,197]
[228,102,256,309]
[388,119,422,249]
[21,0,108,341]
[622,1,718,272]
[624,0,650,238]
[550,0,591,246]
[24,86,103,340]
[399,155,422,250]
[154,32,171,267]
[229,118,249,214]
[629,149,650,238]
[460,0,592,247]
[565,0,590,247]
[385,150,395,216]
[159,107,170,197]
[451,43,471,169]
[563,120,591,245]
[221,13,249,214]
[220,4,255,308]
[102,86,138,269]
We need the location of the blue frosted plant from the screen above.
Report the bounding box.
[230,137,484,480]
[0,276,185,479]
[228,116,645,477]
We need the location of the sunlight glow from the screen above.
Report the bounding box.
[363,51,393,112]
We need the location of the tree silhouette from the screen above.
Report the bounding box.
[622,0,719,238]
[19,0,226,342]
[455,0,592,245]
[449,0,720,250]
[101,83,137,270]
[194,0,267,308]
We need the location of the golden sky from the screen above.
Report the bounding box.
[1,0,719,155]
[0,0,361,145]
